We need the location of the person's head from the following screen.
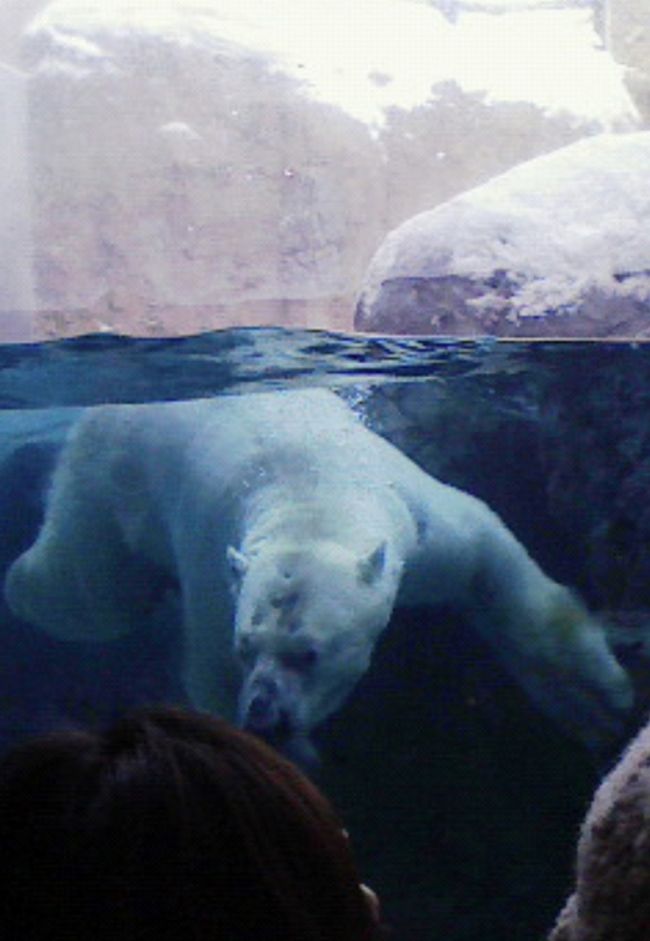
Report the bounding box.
[0,705,381,941]
[548,720,650,941]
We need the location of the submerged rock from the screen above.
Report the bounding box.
[355,133,650,338]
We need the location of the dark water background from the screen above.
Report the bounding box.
[2,328,650,941]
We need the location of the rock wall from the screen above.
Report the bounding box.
[25,30,386,336]
[607,0,650,72]
[0,0,644,340]
[0,63,35,340]
[0,0,49,69]
[606,0,650,123]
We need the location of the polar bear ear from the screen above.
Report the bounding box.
[358,542,387,585]
[227,546,249,583]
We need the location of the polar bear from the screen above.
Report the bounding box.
[4,388,632,758]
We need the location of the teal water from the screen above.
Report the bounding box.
[1,327,649,941]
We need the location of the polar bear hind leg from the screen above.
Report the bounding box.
[4,476,160,643]
[5,529,148,642]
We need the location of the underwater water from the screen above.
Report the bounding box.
[2,327,650,941]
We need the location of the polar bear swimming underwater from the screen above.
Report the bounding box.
[4,388,632,759]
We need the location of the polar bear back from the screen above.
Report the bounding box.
[5,389,427,640]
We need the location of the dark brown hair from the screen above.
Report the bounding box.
[0,706,378,941]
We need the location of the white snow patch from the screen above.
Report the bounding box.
[444,10,628,122]
[158,121,202,141]
[28,0,636,128]
[44,26,104,59]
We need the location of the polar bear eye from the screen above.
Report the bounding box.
[283,648,318,672]
[271,592,299,612]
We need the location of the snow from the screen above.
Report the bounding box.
[367,132,650,319]
[158,121,202,141]
[27,0,636,128]
[42,26,103,59]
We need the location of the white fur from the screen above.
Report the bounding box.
[4,389,632,750]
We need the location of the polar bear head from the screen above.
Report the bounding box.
[227,539,400,759]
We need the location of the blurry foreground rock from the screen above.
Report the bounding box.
[355,132,650,337]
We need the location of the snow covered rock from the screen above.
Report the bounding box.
[355,132,650,337]
[19,1,641,336]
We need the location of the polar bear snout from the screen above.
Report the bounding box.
[246,692,278,728]
[238,659,303,740]
[238,665,320,768]
[242,676,283,732]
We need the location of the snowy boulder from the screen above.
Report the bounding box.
[355,133,650,338]
[19,0,639,337]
